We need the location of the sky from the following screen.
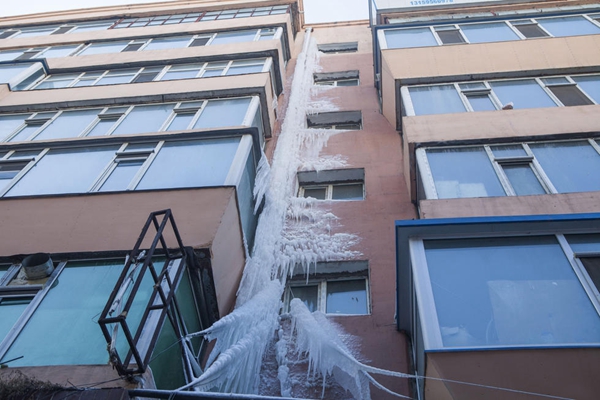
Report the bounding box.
[1,0,369,24]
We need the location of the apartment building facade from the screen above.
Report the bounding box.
[372,0,600,398]
[0,0,300,394]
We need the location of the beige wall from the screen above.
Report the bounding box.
[426,348,600,400]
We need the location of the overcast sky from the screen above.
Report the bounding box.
[1,0,369,23]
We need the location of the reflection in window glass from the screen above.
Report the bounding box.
[331,183,363,200]
[194,98,251,129]
[144,36,191,51]
[326,280,367,315]
[566,234,600,254]
[467,95,496,111]
[33,109,99,141]
[385,28,437,49]
[290,286,318,312]
[538,16,600,37]
[573,76,600,103]
[79,41,129,56]
[167,112,195,131]
[137,137,240,190]
[99,159,145,192]
[112,104,174,135]
[211,30,257,45]
[409,85,466,115]
[3,260,155,366]
[427,147,505,198]
[460,22,519,43]
[529,141,600,193]
[86,118,118,137]
[96,70,138,85]
[303,186,327,199]
[502,164,545,195]
[0,115,27,141]
[490,80,557,109]
[6,146,118,196]
[424,236,600,348]
[41,45,79,58]
[0,296,32,344]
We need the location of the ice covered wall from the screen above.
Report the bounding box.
[181,28,378,398]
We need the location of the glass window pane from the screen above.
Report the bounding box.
[0,296,32,344]
[0,51,24,62]
[437,29,465,44]
[548,85,593,106]
[427,147,505,198]
[226,64,264,75]
[573,75,600,103]
[538,16,600,37]
[0,63,38,83]
[136,138,240,190]
[467,94,496,111]
[409,85,466,115]
[290,286,318,312]
[0,115,28,141]
[96,69,138,85]
[303,187,326,199]
[211,30,257,45]
[326,280,367,315]
[502,164,546,195]
[166,113,195,131]
[490,79,557,109]
[34,76,76,89]
[202,68,226,77]
[566,234,600,254]
[190,37,210,47]
[161,67,200,81]
[112,104,174,135]
[384,28,437,49]
[16,27,57,38]
[193,98,251,129]
[529,141,600,193]
[512,22,549,38]
[3,260,155,366]
[8,124,45,142]
[41,45,79,58]
[460,22,519,43]
[424,236,600,348]
[144,36,191,51]
[34,109,99,141]
[86,118,117,137]
[6,146,119,196]
[79,41,128,56]
[99,159,144,191]
[331,183,363,200]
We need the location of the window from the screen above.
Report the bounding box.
[306,111,362,130]
[417,138,600,199]
[298,168,365,200]
[0,97,256,143]
[314,70,359,87]
[0,136,249,198]
[317,42,358,54]
[285,261,369,315]
[404,74,599,116]
[381,12,600,50]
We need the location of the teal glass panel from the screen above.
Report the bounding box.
[427,147,505,198]
[409,85,466,115]
[136,137,240,190]
[538,16,600,37]
[384,28,437,49]
[424,236,600,348]
[0,296,32,343]
[193,98,251,129]
[529,141,600,193]
[175,270,202,356]
[33,109,100,141]
[490,79,557,109]
[326,280,367,315]
[6,146,118,196]
[149,318,185,389]
[111,104,174,135]
[460,22,520,43]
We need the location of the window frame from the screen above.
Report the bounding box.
[285,278,370,316]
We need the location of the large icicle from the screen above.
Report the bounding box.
[181,28,363,397]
